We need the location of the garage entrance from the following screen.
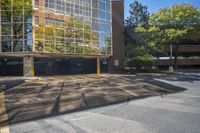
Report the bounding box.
[34,57,99,76]
[0,57,23,76]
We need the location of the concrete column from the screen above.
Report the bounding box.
[23,56,34,77]
[97,57,100,76]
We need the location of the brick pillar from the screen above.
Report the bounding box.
[108,1,125,72]
[23,56,34,77]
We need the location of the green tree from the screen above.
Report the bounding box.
[125,0,150,58]
[124,0,153,70]
[136,4,200,68]
[126,0,149,27]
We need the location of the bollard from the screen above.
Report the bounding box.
[0,85,6,92]
[169,66,174,73]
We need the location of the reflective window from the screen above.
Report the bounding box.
[34,0,39,7]
[0,0,111,54]
[1,0,33,52]
[0,0,111,55]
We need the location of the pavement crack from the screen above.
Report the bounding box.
[39,83,49,93]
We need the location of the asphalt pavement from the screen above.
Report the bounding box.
[1,73,200,133]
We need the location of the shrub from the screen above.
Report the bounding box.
[124,54,153,72]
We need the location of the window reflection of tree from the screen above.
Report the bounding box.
[1,0,33,52]
[35,17,100,55]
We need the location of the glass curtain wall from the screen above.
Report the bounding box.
[0,0,33,52]
[34,0,112,55]
[0,0,111,55]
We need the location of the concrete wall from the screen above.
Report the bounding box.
[108,0,125,72]
[153,59,200,66]
[178,45,200,53]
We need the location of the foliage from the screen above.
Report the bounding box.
[125,0,149,27]
[136,4,200,51]
[124,53,153,71]
[125,0,150,59]
[136,4,200,67]
[124,0,153,71]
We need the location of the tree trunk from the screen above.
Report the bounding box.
[169,44,173,67]
[174,44,179,69]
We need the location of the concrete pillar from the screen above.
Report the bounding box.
[23,56,34,77]
[97,57,100,76]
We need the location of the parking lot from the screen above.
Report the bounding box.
[0,74,186,126]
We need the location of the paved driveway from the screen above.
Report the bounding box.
[1,73,199,133]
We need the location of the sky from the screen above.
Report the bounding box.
[124,0,200,19]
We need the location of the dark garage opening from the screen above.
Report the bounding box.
[34,57,100,76]
[0,57,23,76]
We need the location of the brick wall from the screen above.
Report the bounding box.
[108,0,125,72]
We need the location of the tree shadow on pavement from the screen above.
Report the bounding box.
[0,79,25,90]
[121,75,187,93]
[159,72,200,83]
[0,75,187,126]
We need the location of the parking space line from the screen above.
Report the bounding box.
[0,91,10,133]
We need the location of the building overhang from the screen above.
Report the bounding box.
[0,52,112,59]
